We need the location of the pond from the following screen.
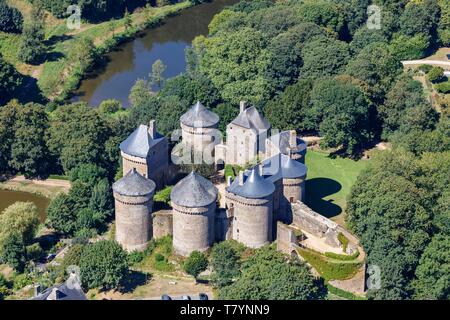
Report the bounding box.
[0,190,50,222]
[72,0,239,108]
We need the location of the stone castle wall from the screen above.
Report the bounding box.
[181,123,219,156]
[291,201,340,248]
[172,202,216,257]
[225,192,273,248]
[113,192,154,252]
[152,210,173,239]
[225,125,262,166]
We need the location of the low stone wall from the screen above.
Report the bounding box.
[291,202,340,248]
[153,210,173,239]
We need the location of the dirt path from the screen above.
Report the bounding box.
[9,176,71,190]
[402,60,450,69]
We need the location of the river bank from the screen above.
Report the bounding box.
[1,1,196,103]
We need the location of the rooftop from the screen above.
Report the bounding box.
[231,106,270,132]
[32,275,87,301]
[262,153,308,182]
[269,131,307,155]
[171,171,218,208]
[180,101,220,128]
[227,167,275,199]
[120,123,165,158]
[113,169,156,197]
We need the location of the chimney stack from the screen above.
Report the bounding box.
[148,120,157,139]
[227,176,232,187]
[238,171,244,186]
[34,284,42,297]
[290,130,297,147]
[240,101,247,113]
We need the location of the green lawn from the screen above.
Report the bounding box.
[304,150,368,225]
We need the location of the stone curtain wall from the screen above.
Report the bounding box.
[152,210,173,239]
[291,201,341,248]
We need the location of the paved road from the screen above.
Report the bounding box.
[402,60,450,68]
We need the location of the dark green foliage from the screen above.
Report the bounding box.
[214,103,239,135]
[0,55,22,105]
[79,240,129,290]
[264,79,313,132]
[0,0,23,33]
[346,43,401,103]
[18,5,46,64]
[9,103,50,178]
[0,233,26,272]
[47,103,110,174]
[435,81,450,94]
[210,241,241,288]
[156,95,189,136]
[296,1,346,35]
[229,0,273,14]
[160,74,221,108]
[378,74,438,138]
[89,178,114,221]
[62,244,86,271]
[183,251,208,280]
[413,234,450,300]
[46,193,77,236]
[347,149,450,299]
[300,36,350,79]
[69,163,108,188]
[310,78,374,155]
[219,246,326,300]
[427,66,445,83]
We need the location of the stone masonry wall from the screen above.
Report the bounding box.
[152,210,173,239]
[291,201,341,248]
[114,192,153,252]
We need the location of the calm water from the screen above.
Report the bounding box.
[73,0,239,107]
[0,190,50,222]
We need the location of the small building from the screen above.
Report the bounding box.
[216,101,270,166]
[32,273,86,301]
[120,120,169,189]
[171,171,218,257]
[266,130,307,164]
[180,101,220,156]
[113,169,156,252]
[226,167,275,248]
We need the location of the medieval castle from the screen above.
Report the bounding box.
[111,101,345,258]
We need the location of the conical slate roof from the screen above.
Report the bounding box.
[120,125,165,158]
[262,153,307,182]
[113,169,156,197]
[228,167,275,199]
[171,171,218,208]
[231,106,270,132]
[180,101,219,128]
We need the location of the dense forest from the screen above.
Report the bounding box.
[0,0,449,300]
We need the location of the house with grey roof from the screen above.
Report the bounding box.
[215,101,271,166]
[120,120,169,189]
[32,273,86,301]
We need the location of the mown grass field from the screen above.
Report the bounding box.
[304,150,368,225]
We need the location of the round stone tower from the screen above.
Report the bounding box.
[112,168,156,252]
[226,168,275,248]
[171,171,218,257]
[180,101,220,156]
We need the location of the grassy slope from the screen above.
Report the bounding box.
[304,149,368,226]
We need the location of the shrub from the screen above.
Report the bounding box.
[326,283,366,300]
[418,64,433,74]
[435,81,450,94]
[98,99,123,114]
[127,250,145,265]
[337,232,349,252]
[183,251,208,280]
[324,250,360,261]
[12,273,33,291]
[427,67,445,83]
[26,243,44,261]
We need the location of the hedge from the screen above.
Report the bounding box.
[324,250,360,261]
